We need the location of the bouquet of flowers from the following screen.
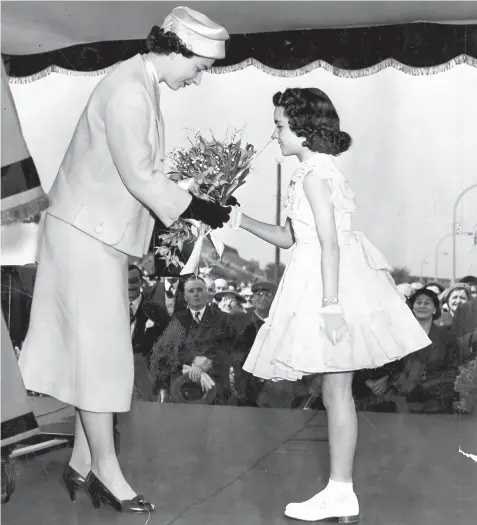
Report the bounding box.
[155,130,256,273]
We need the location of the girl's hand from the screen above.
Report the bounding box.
[321,309,348,345]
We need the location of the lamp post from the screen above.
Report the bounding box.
[420,256,429,283]
[434,233,452,281]
[452,183,477,284]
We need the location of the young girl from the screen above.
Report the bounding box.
[229,88,431,523]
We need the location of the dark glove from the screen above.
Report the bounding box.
[226,196,240,207]
[181,194,231,229]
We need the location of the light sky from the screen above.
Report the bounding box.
[5,61,477,279]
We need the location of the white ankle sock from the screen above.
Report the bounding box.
[326,479,354,495]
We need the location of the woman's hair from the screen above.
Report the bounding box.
[408,288,441,320]
[273,87,352,156]
[146,26,194,58]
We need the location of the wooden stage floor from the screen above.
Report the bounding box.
[2,402,476,525]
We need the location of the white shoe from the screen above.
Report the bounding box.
[284,490,360,523]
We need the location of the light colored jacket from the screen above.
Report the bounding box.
[47,53,192,257]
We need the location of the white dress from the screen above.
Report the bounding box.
[243,153,431,380]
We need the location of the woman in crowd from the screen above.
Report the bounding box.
[228,87,431,522]
[392,288,460,413]
[436,283,472,329]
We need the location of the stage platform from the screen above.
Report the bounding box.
[2,402,476,525]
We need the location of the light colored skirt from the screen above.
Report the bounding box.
[18,213,134,412]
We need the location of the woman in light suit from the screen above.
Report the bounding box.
[18,6,230,513]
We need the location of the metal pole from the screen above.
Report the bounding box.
[452,183,477,284]
[275,161,282,284]
[434,233,452,281]
[420,257,428,283]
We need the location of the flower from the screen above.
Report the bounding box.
[155,131,257,271]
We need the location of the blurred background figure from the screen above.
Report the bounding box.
[423,282,445,296]
[459,275,477,299]
[396,283,414,300]
[214,290,247,315]
[202,276,216,301]
[436,283,472,329]
[214,278,229,293]
[239,286,254,311]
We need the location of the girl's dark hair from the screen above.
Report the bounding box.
[273,88,351,156]
[146,26,194,58]
[407,288,441,320]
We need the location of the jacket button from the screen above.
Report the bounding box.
[95,224,103,234]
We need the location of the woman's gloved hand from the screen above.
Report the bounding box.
[180,194,231,229]
[226,196,240,207]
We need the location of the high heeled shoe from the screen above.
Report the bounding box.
[85,472,156,513]
[63,465,89,502]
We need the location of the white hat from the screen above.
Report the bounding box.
[162,6,229,60]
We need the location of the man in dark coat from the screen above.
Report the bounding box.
[232,281,277,406]
[149,276,237,404]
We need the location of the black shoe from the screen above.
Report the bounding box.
[63,465,89,502]
[85,472,155,513]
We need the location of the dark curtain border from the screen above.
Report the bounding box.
[3,23,477,78]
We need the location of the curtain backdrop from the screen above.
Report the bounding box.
[6,57,477,278]
[3,23,477,78]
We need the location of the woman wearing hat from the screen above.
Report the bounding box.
[436,283,472,330]
[391,288,460,413]
[215,290,247,315]
[18,6,230,514]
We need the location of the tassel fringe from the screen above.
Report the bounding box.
[8,54,477,84]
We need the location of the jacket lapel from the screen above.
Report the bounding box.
[140,55,165,166]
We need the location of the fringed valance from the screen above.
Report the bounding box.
[8,54,477,84]
[3,23,477,80]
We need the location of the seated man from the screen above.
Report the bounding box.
[231,281,283,407]
[148,276,237,405]
[128,264,170,401]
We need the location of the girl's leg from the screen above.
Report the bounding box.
[285,371,359,522]
[323,371,357,482]
[79,409,136,500]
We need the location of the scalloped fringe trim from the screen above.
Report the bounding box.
[8,54,477,83]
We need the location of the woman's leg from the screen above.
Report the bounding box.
[79,409,136,500]
[322,371,357,482]
[68,409,91,477]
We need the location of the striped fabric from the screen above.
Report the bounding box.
[1,60,48,225]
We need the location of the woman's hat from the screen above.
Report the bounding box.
[214,290,246,303]
[439,283,472,305]
[408,288,441,319]
[162,6,229,59]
